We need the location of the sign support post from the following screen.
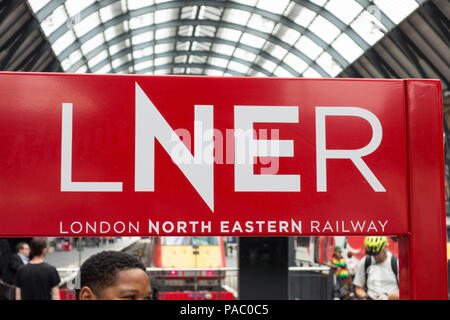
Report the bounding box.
[399,80,448,300]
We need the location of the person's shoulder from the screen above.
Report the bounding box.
[358,255,369,264]
[42,262,58,270]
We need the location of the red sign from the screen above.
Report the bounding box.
[2,73,447,299]
[0,73,428,237]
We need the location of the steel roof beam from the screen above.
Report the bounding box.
[40,0,350,71]
[69,35,303,77]
[110,49,274,76]
[138,62,246,77]
[61,19,330,76]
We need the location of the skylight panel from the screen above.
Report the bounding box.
[96,64,111,74]
[228,61,248,74]
[135,60,153,71]
[74,65,88,73]
[283,53,307,73]
[325,0,363,24]
[99,2,123,23]
[240,33,265,49]
[154,57,170,67]
[316,52,342,76]
[67,50,83,65]
[257,0,290,15]
[248,14,275,34]
[88,50,108,68]
[189,56,207,64]
[195,26,216,38]
[130,13,153,29]
[73,12,101,38]
[191,41,211,51]
[81,33,104,54]
[173,68,186,74]
[351,11,385,46]
[217,28,242,42]
[212,43,235,56]
[53,30,76,55]
[289,5,316,28]
[259,58,277,73]
[233,0,258,6]
[310,0,327,6]
[275,25,301,45]
[181,6,196,19]
[178,25,194,36]
[224,9,251,25]
[266,44,288,60]
[61,58,72,70]
[200,6,222,21]
[210,57,228,68]
[105,24,127,41]
[109,41,128,55]
[332,33,364,63]
[234,48,256,62]
[176,42,189,51]
[127,0,150,10]
[155,27,175,40]
[309,15,341,43]
[303,67,322,78]
[205,69,223,76]
[112,56,129,69]
[133,49,144,60]
[41,5,68,36]
[154,69,168,75]
[188,67,203,74]
[154,9,176,24]
[65,0,96,18]
[273,65,294,77]
[175,56,187,63]
[295,36,322,60]
[373,0,419,24]
[28,0,51,13]
[154,43,171,54]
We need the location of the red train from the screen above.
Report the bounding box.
[150,236,231,300]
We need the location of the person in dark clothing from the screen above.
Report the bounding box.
[3,242,30,285]
[15,238,60,300]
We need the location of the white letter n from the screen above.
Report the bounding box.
[134,83,214,212]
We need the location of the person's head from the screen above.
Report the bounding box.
[78,251,151,300]
[333,246,342,258]
[347,250,353,258]
[16,242,30,257]
[30,238,48,258]
[364,236,388,263]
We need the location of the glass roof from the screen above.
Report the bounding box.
[27,0,422,77]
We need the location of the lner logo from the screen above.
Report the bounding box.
[60,82,385,212]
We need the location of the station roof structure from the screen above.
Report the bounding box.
[0,0,448,89]
[1,0,434,76]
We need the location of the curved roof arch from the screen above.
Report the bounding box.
[26,0,423,77]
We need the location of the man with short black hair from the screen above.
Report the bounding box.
[15,238,60,300]
[78,251,151,300]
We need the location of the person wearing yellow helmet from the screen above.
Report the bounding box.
[353,236,399,300]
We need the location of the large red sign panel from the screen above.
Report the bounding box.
[0,73,409,236]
